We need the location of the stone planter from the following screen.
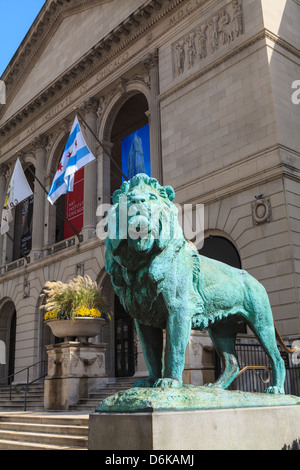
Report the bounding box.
[45,341,108,410]
[45,317,105,342]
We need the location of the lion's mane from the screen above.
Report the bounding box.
[104,174,205,326]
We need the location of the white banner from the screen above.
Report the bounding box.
[1,159,33,235]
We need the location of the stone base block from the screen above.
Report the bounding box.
[44,341,107,410]
[89,405,300,450]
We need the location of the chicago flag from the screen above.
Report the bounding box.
[1,159,33,235]
[47,116,95,204]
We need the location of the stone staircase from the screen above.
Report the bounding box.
[70,377,138,411]
[0,413,89,450]
[0,384,44,411]
[0,377,138,449]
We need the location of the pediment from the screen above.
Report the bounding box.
[1,0,145,124]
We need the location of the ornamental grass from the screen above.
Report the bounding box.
[41,275,111,322]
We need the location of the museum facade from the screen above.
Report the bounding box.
[0,0,299,391]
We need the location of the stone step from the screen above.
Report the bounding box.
[0,421,88,436]
[0,384,45,411]
[69,377,140,411]
[0,429,88,448]
[0,413,89,450]
[0,439,86,450]
[0,413,89,426]
[0,403,44,412]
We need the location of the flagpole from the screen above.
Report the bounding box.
[17,153,83,243]
[74,107,129,182]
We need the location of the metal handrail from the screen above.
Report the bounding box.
[0,360,47,411]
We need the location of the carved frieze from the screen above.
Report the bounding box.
[172,0,244,78]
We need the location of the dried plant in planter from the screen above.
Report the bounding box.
[41,275,111,322]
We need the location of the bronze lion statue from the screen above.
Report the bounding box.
[105,174,286,394]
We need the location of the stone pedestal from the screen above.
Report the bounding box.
[89,405,300,450]
[44,341,107,411]
[89,386,300,450]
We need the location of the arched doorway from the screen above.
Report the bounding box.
[0,300,17,384]
[199,234,245,336]
[102,91,149,377]
[110,92,150,195]
[198,235,241,269]
[114,296,135,377]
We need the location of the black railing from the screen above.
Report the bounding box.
[0,360,47,411]
[229,342,300,396]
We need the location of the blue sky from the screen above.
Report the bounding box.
[0,0,45,76]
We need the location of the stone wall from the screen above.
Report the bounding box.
[0,0,299,386]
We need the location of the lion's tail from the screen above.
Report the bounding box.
[274,323,296,354]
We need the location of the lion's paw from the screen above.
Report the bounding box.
[132,378,155,388]
[264,386,284,395]
[153,378,182,389]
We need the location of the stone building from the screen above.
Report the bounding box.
[0,0,299,394]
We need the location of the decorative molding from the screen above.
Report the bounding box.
[23,272,30,299]
[76,262,85,276]
[0,0,166,127]
[172,0,244,78]
[96,73,150,135]
[172,144,300,206]
[143,49,159,72]
[0,164,9,178]
[252,198,272,226]
[0,0,114,111]
[79,97,99,116]
[33,134,48,150]
[0,0,195,145]
[1,0,299,155]
[160,30,267,102]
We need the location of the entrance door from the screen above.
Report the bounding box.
[114,296,135,377]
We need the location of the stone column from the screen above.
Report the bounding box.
[0,164,8,266]
[80,97,99,241]
[144,49,163,184]
[31,134,48,260]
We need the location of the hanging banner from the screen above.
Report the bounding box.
[64,167,84,239]
[20,194,34,256]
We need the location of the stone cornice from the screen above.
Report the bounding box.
[2,0,300,151]
[0,0,112,113]
[173,144,300,206]
[0,0,182,140]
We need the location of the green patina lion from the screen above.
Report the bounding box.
[105,174,286,394]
